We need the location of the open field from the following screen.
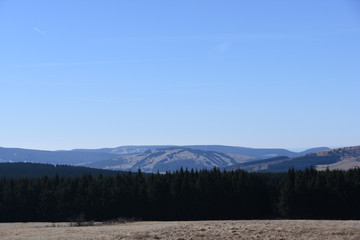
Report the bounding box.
[0,220,359,240]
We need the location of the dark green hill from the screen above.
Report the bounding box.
[227,154,341,172]
[0,162,123,178]
[0,147,117,165]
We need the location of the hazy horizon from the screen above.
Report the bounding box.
[0,143,347,153]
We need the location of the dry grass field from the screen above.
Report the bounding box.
[0,220,359,240]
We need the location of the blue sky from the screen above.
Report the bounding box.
[0,0,359,150]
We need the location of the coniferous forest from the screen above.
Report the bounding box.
[0,168,359,222]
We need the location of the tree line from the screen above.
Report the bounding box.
[0,168,359,222]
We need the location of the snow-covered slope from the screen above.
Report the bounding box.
[82,147,253,172]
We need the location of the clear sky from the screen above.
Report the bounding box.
[0,0,359,150]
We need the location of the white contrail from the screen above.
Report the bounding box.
[33,27,47,36]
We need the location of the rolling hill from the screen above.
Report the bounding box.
[228,146,360,172]
[314,146,360,170]
[0,162,123,178]
[81,147,253,172]
[0,147,118,165]
[73,145,329,159]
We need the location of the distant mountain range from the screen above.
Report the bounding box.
[81,147,253,172]
[227,146,360,172]
[0,145,334,172]
[73,145,328,159]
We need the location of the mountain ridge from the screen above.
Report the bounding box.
[81,147,253,172]
[0,145,333,173]
[228,146,360,172]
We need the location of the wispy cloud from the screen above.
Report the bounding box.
[33,27,47,36]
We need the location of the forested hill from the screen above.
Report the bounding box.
[228,146,360,172]
[0,146,329,173]
[0,162,122,178]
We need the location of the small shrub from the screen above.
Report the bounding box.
[69,213,95,227]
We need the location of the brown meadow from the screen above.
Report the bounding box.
[0,220,359,240]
